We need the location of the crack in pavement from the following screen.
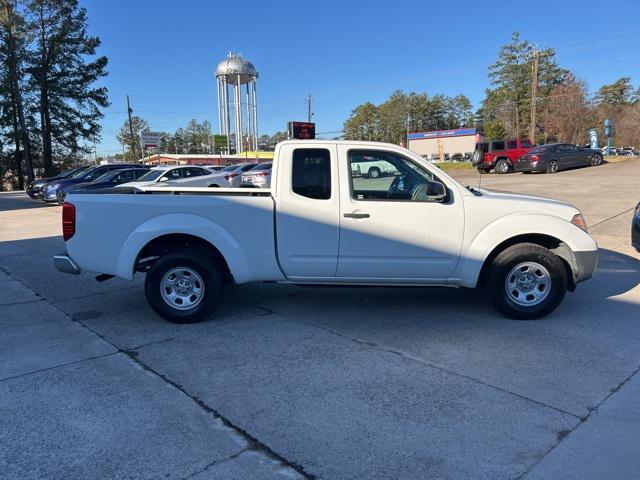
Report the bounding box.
[516,363,640,479]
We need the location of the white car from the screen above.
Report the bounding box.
[55,140,597,324]
[205,163,259,188]
[119,165,219,189]
[351,154,397,178]
[240,162,272,188]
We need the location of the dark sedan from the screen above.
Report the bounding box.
[633,202,640,253]
[26,166,90,199]
[515,143,604,174]
[56,167,150,204]
[41,163,140,202]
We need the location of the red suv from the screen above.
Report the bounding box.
[472,138,533,174]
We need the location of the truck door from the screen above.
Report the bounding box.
[275,144,340,278]
[336,146,464,281]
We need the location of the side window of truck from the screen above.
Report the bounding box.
[292,149,331,200]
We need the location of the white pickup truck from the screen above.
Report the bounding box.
[54,140,598,323]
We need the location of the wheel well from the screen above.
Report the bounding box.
[135,233,231,281]
[495,156,511,165]
[478,234,576,291]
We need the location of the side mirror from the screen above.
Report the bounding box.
[426,180,447,201]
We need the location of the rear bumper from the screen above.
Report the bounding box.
[574,249,598,283]
[54,253,81,274]
[514,161,546,172]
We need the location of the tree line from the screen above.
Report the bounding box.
[115,115,290,160]
[0,0,108,189]
[344,32,640,148]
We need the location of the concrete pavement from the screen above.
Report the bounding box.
[0,159,638,479]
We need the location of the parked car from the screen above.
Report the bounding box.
[240,162,272,188]
[205,163,259,188]
[55,140,597,324]
[633,202,640,253]
[26,166,90,199]
[56,167,150,204]
[119,165,219,189]
[619,147,638,156]
[42,164,140,202]
[205,165,225,172]
[472,138,533,174]
[350,153,397,178]
[515,143,603,174]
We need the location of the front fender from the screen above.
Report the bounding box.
[454,213,598,288]
[114,213,251,282]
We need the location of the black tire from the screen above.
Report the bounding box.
[367,167,381,179]
[590,154,602,167]
[208,184,220,188]
[144,247,223,323]
[495,159,511,174]
[485,243,568,320]
[546,160,559,174]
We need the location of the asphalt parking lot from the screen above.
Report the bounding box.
[1,160,639,479]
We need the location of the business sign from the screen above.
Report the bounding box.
[213,135,228,148]
[140,132,161,148]
[407,128,477,141]
[588,129,599,149]
[288,121,315,140]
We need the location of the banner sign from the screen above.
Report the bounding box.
[140,132,161,148]
[407,128,477,141]
[588,129,599,149]
[288,121,315,140]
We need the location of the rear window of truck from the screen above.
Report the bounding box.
[292,149,331,200]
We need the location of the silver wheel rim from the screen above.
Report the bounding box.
[498,161,508,173]
[369,169,379,178]
[549,162,558,173]
[505,262,552,307]
[160,267,205,311]
[592,155,601,166]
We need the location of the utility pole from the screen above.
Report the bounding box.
[307,94,313,123]
[529,49,539,143]
[126,95,136,161]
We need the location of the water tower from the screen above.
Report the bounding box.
[215,53,258,154]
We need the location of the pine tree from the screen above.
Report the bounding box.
[26,0,108,176]
[116,116,148,161]
[0,0,34,186]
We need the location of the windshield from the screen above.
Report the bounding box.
[221,165,238,172]
[70,166,91,178]
[250,163,272,171]
[136,169,166,182]
[92,170,121,183]
[529,146,549,154]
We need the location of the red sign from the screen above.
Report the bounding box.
[288,121,315,140]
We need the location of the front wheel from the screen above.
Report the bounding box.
[591,154,603,167]
[485,243,567,320]
[144,247,223,323]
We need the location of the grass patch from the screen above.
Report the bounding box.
[604,155,640,163]
[434,162,475,170]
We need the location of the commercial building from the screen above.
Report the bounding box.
[139,152,273,166]
[407,128,478,161]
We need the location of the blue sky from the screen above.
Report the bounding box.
[83,0,640,156]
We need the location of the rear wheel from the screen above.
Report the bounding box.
[367,167,381,179]
[144,247,223,323]
[590,154,603,167]
[485,243,567,320]
[546,160,559,174]
[495,159,511,174]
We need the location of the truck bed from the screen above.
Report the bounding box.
[65,188,282,282]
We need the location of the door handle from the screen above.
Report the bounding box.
[344,212,370,219]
